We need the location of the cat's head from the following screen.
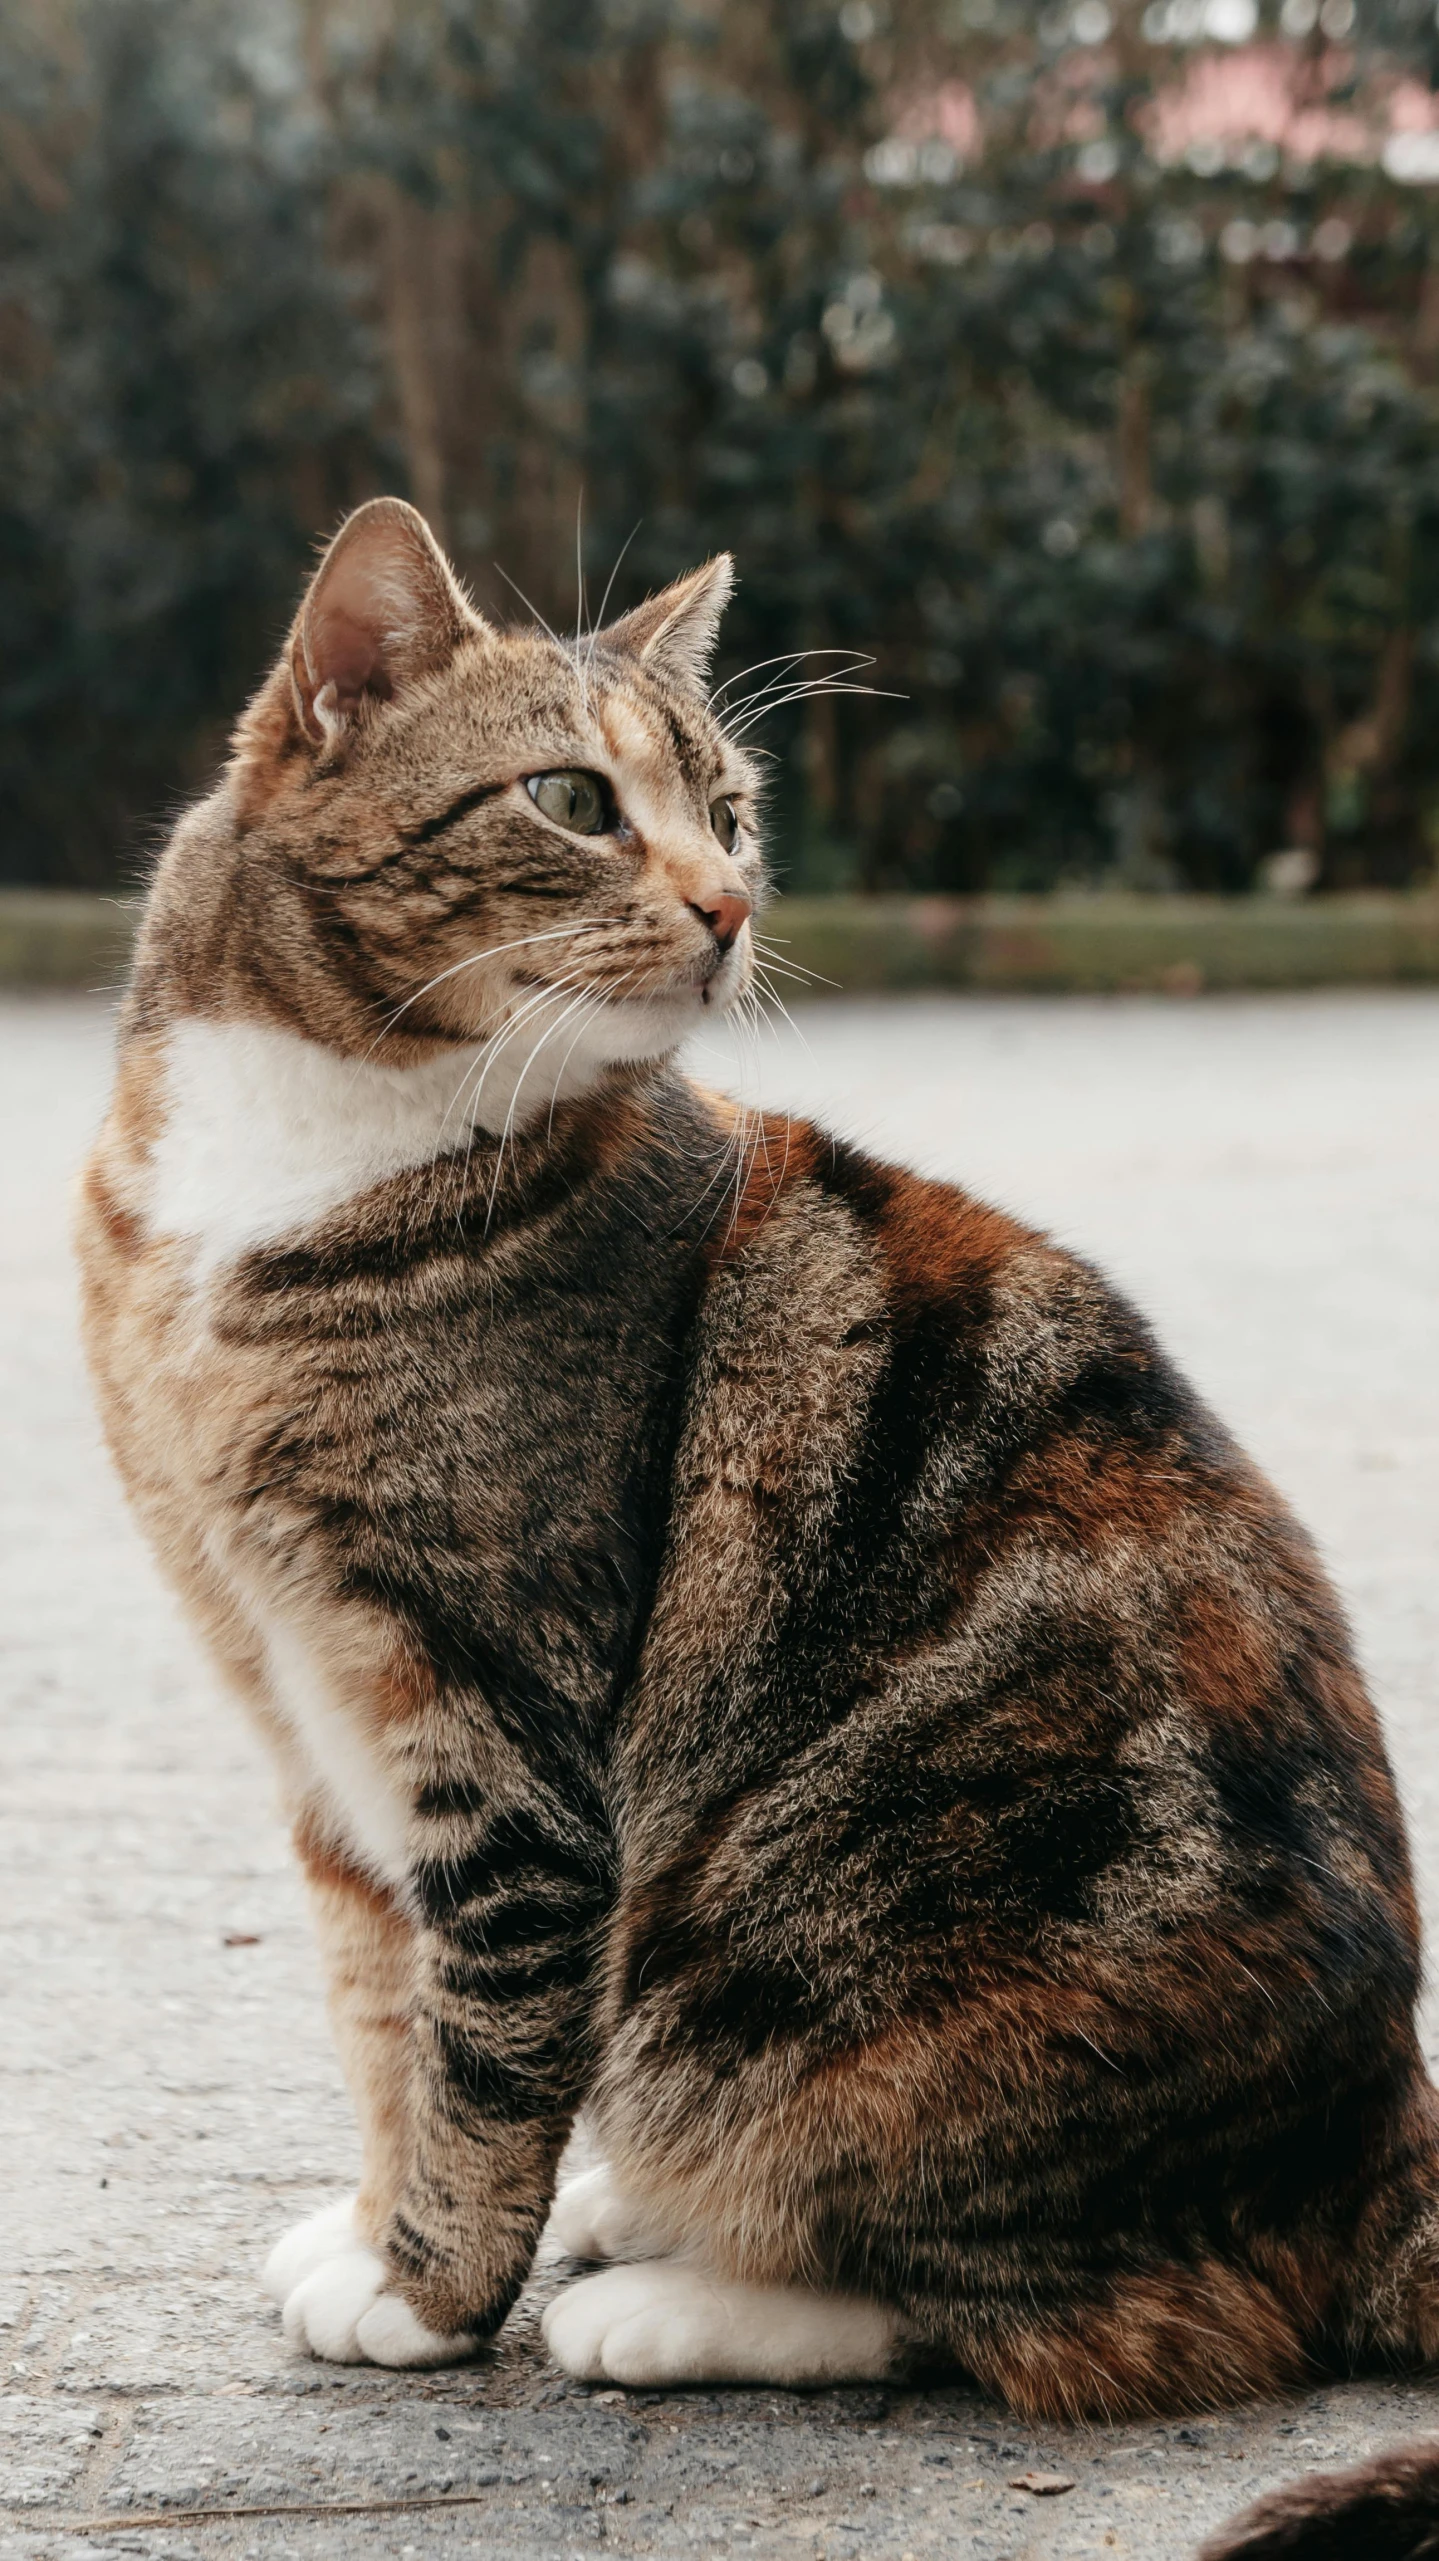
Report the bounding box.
[147,498,764,1083]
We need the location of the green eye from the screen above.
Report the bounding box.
[710,796,739,852]
[526,770,609,834]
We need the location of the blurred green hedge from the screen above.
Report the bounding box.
[8,885,1438,994]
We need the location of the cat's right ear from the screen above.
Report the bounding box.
[288,498,480,745]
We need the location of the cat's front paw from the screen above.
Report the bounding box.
[261,2196,363,2305]
[278,2247,479,2367]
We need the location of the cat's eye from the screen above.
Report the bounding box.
[710,796,739,852]
[526,770,610,835]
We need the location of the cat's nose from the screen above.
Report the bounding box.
[689,890,752,953]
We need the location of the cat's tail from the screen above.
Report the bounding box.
[1197,2439,1439,2558]
[1196,2086,1439,2556]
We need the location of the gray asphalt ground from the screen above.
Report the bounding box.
[3,987,1438,2561]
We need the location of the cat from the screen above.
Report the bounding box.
[77,500,1439,2505]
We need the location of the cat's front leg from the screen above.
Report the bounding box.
[284,1772,607,2365]
[262,1812,419,2332]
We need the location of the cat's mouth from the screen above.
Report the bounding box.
[678,929,752,1013]
[697,963,736,1010]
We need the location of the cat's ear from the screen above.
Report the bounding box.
[289,498,481,745]
[602,555,735,695]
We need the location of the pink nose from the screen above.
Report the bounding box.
[690,891,752,953]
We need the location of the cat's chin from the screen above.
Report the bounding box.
[582,980,744,1065]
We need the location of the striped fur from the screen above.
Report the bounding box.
[1200,2440,1439,2555]
[78,500,1439,2418]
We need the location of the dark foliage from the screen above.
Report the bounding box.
[5,0,1439,890]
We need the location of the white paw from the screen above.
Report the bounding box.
[546,2164,669,2263]
[281,2246,388,2362]
[279,2247,477,2368]
[355,2290,479,2370]
[261,2196,362,2305]
[541,2261,903,2388]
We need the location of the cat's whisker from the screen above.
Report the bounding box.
[750,962,817,1068]
[484,979,611,1233]
[725,668,882,717]
[586,522,641,676]
[360,921,625,1063]
[727,669,886,715]
[750,953,833,999]
[714,653,875,727]
[721,669,875,735]
[445,993,566,1229]
[663,1012,756,1240]
[491,560,564,650]
[706,1019,742,1239]
[573,489,589,713]
[741,978,794,1162]
[751,938,839,991]
[546,990,614,1143]
[735,1035,776,1237]
[707,648,867,711]
[544,967,646,1146]
[439,965,594,1146]
[489,976,606,1166]
[704,987,764,1248]
[438,968,596,1226]
[711,657,815,723]
[725,680,904,741]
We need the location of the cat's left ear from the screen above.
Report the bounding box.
[603,555,735,695]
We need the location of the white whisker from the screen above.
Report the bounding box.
[751,962,817,1066]
[545,996,606,1143]
[708,648,868,711]
[726,679,904,740]
[546,969,638,1141]
[449,966,593,1141]
[361,920,625,1060]
[484,979,609,1232]
[587,521,642,676]
[573,489,589,712]
[752,936,840,991]
[492,561,564,650]
[751,951,839,994]
[714,653,875,728]
[435,967,594,1224]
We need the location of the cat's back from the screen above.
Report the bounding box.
[638,1111,1413,1976]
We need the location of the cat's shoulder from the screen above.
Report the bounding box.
[726,1110,1159,1353]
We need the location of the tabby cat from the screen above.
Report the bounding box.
[78,502,1439,2503]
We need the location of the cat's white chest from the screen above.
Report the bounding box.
[144,1016,489,1272]
[137,1016,470,1881]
